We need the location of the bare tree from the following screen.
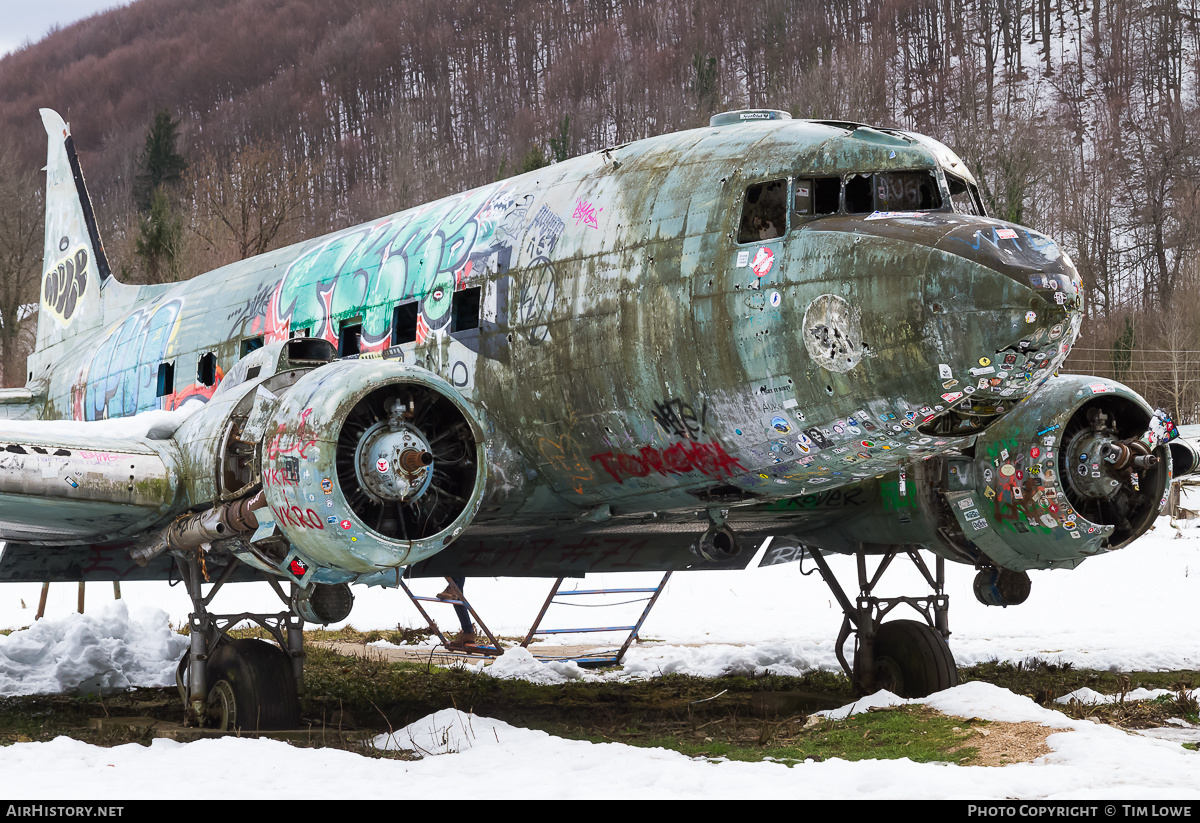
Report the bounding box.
[187,142,319,263]
[0,147,43,387]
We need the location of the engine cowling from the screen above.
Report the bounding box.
[258,359,487,577]
[937,374,1171,570]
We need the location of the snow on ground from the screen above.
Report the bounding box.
[0,513,1197,797]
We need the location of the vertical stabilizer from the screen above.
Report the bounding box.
[35,109,110,353]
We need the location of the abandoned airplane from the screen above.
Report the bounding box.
[0,107,1185,728]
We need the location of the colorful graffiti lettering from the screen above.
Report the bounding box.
[77,299,183,420]
[267,184,517,350]
[43,246,89,324]
[590,440,745,484]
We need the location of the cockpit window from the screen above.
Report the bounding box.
[844,170,941,213]
[794,178,840,220]
[737,179,788,243]
[875,171,941,211]
[947,172,986,216]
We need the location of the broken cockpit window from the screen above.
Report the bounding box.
[845,171,941,213]
[874,171,941,211]
[737,178,788,243]
[947,172,986,216]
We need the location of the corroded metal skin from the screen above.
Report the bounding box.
[0,109,1168,586]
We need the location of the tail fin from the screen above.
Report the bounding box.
[35,109,112,353]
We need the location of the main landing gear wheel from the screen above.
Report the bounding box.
[871,619,958,698]
[205,639,300,731]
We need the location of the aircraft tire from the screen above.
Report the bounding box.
[205,638,300,731]
[871,619,958,698]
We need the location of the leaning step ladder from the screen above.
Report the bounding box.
[398,577,505,659]
[521,572,672,668]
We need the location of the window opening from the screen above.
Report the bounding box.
[240,336,263,358]
[845,175,873,213]
[947,173,985,216]
[197,352,217,387]
[393,302,419,344]
[451,287,482,332]
[156,362,175,397]
[290,327,310,338]
[737,178,788,243]
[339,320,363,357]
[795,177,840,220]
[874,171,941,211]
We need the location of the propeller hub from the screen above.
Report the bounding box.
[354,422,434,503]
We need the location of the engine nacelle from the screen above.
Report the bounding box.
[774,375,1171,575]
[258,359,487,577]
[938,375,1170,570]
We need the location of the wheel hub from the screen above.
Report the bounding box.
[206,680,237,731]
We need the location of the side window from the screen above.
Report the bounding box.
[339,319,363,357]
[156,362,175,397]
[197,352,217,387]
[947,173,986,216]
[240,336,263,358]
[737,178,788,243]
[451,287,482,333]
[393,302,419,344]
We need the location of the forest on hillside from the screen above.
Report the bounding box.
[0,0,1198,420]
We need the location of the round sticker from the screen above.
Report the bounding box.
[340,519,352,529]
[769,291,781,307]
[376,458,389,473]
[1025,311,1037,323]
[978,357,992,367]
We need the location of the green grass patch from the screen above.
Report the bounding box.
[566,705,978,765]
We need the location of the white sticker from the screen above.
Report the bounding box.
[938,363,953,378]
[736,250,749,267]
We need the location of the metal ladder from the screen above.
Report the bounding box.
[520,572,672,668]
[398,577,504,658]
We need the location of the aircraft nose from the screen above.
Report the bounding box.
[927,223,1082,410]
[933,222,1082,302]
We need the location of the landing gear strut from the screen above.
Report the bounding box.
[176,553,303,731]
[800,544,958,698]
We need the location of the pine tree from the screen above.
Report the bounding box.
[135,189,182,283]
[134,111,187,213]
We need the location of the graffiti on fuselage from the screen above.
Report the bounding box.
[75,300,184,421]
[265,183,537,351]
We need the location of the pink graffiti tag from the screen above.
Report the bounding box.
[266,407,316,460]
[572,198,602,229]
[590,440,746,484]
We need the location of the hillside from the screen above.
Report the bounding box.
[0,0,1198,413]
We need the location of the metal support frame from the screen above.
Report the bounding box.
[179,553,305,726]
[804,545,948,695]
[520,572,672,667]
